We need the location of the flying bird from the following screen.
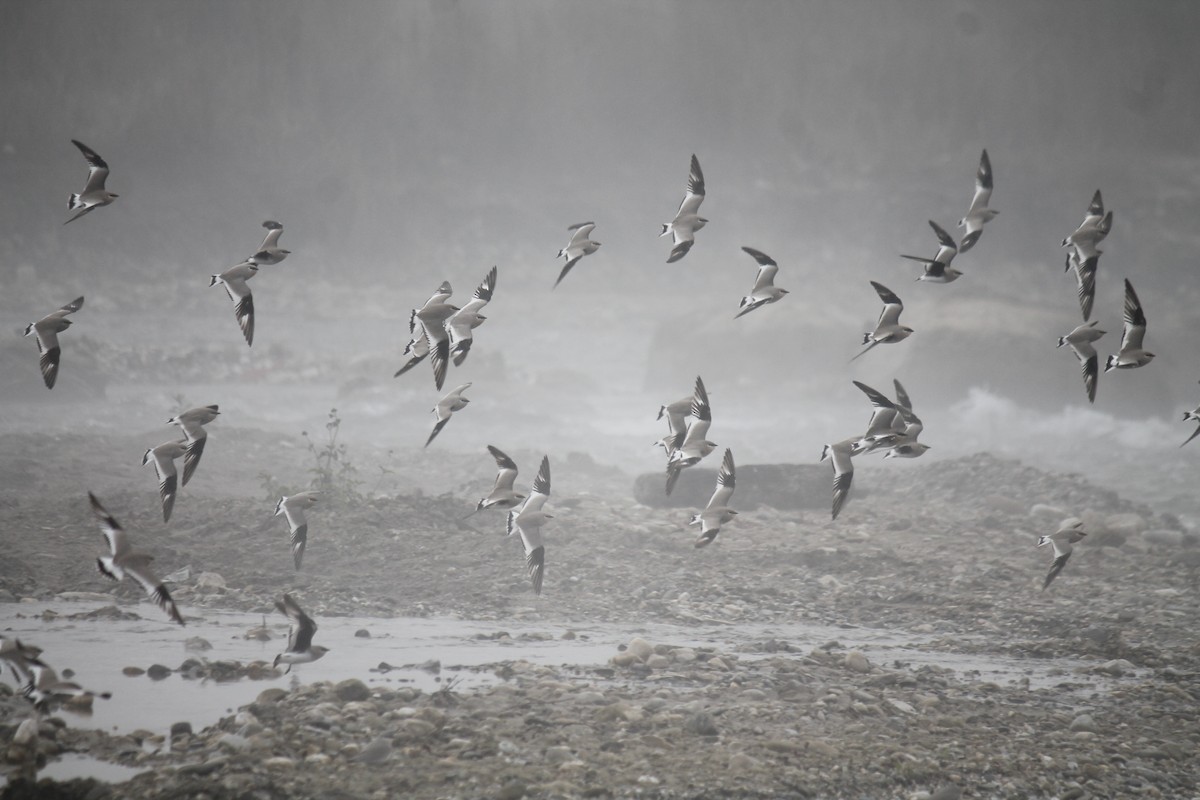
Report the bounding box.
[555,222,601,288]
[957,149,998,252]
[1057,321,1106,403]
[851,281,913,362]
[735,247,789,318]
[820,438,856,521]
[395,281,453,379]
[24,296,84,389]
[653,394,694,458]
[665,376,717,495]
[1179,384,1200,447]
[273,594,328,673]
[468,446,526,517]
[1062,190,1112,266]
[274,491,320,569]
[883,379,930,458]
[247,221,290,266]
[0,637,45,693]
[24,662,111,712]
[446,267,497,366]
[1066,253,1100,321]
[902,220,961,283]
[210,262,259,346]
[65,140,118,224]
[89,493,185,625]
[1104,279,1154,372]
[1038,520,1087,590]
[690,448,737,548]
[661,154,707,263]
[507,456,552,595]
[167,404,220,486]
[850,380,901,455]
[141,440,189,522]
[425,383,472,448]
[415,295,459,391]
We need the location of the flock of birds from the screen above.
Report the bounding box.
[4,137,1192,716]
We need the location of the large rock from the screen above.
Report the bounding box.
[634,463,831,509]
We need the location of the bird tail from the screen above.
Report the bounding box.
[68,193,83,210]
[659,224,671,238]
[1056,336,1067,348]
[209,275,220,287]
[23,323,34,337]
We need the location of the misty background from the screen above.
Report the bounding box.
[3,1,1200,517]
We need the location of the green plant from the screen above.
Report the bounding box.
[302,408,361,502]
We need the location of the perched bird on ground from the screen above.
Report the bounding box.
[395,281,453,379]
[1104,279,1154,372]
[653,394,694,458]
[1038,520,1087,590]
[820,438,856,521]
[65,140,118,224]
[142,440,189,522]
[274,491,320,569]
[666,376,717,495]
[210,262,259,346]
[1062,190,1112,266]
[167,405,220,485]
[852,281,912,362]
[446,266,497,366]
[661,154,707,263]
[1179,384,1200,447]
[555,222,600,288]
[273,593,328,673]
[1057,321,1106,403]
[957,149,998,252]
[24,662,111,712]
[507,456,552,595]
[89,493,185,625]
[1066,253,1100,321]
[690,448,737,548]
[468,446,526,517]
[425,383,472,448]
[735,247,789,318]
[902,220,961,283]
[247,221,290,266]
[24,296,84,389]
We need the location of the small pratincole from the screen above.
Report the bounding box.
[167,405,220,486]
[1062,190,1112,267]
[395,281,453,379]
[735,247,789,319]
[661,154,707,263]
[820,438,856,521]
[690,448,737,548]
[24,296,84,389]
[851,281,912,362]
[468,445,526,517]
[273,593,328,673]
[446,266,497,366]
[210,262,259,347]
[274,491,320,569]
[25,661,111,712]
[1066,253,1100,322]
[1057,320,1106,403]
[425,383,472,448]
[665,376,717,495]
[654,394,693,459]
[247,220,290,266]
[1104,279,1154,372]
[65,140,118,224]
[555,222,601,288]
[89,492,185,626]
[142,439,189,522]
[1179,382,1200,448]
[902,220,961,283]
[1037,520,1087,590]
[507,456,552,596]
[957,149,998,253]
[414,292,460,391]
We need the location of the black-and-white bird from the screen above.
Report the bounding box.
[210,262,259,346]
[654,394,694,458]
[1066,253,1100,321]
[661,154,707,263]
[665,376,717,495]
[1038,520,1087,590]
[273,593,328,673]
[415,295,460,391]
[167,405,220,486]
[690,448,737,548]
[395,281,453,379]
[89,493,185,626]
[883,379,929,458]
[555,222,601,288]
[1057,321,1106,403]
[820,438,856,521]
[425,383,472,448]
[507,456,552,596]
[446,267,497,366]
[1062,190,1112,266]
[274,491,320,570]
[142,440,189,522]
[24,296,84,389]
[850,380,901,455]
[957,149,998,252]
[735,247,789,318]
[852,281,913,362]
[24,662,111,712]
[65,140,118,224]
[1179,384,1200,448]
[0,637,45,693]
[1104,279,1154,372]
[469,446,526,516]
[902,220,961,283]
[248,221,290,266]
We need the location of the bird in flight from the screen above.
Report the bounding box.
[142,439,189,522]
[902,221,961,283]
[1057,321,1106,403]
[274,491,321,569]
[24,296,84,389]
[247,221,290,266]
[1104,279,1154,372]
[851,281,912,362]
[661,154,707,263]
[690,448,737,548]
[89,493,185,625]
[555,222,601,288]
[167,404,220,486]
[425,383,472,448]
[446,267,497,366]
[273,593,329,673]
[210,262,259,346]
[468,446,527,517]
[735,247,789,319]
[65,140,118,224]
[1038,520,1087,590]
[957,149,998,252]
[507,456,553,595]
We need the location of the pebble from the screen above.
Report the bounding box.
[335,679,370,702]
[645,654,671,669]
[627,637,653,661]
[1069,714,1098,733]
[843,651,871,673]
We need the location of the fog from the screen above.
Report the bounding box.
[3,1,1200,514]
